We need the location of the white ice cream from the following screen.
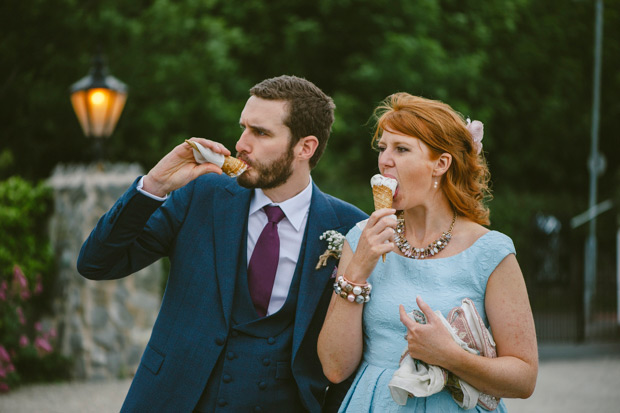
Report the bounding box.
[370,174,398,194]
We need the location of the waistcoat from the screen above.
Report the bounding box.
[194,251,306,412]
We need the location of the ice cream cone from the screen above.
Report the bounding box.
[222,156,248,177]
[370,174,398,262]
[185,139,248,178]
[372,185,394,210]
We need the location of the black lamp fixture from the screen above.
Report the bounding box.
[70,53,128,157]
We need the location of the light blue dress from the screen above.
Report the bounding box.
[339,223,515,412]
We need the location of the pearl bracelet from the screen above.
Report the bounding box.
[333,275,372,304]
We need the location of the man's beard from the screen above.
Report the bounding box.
[236,146,295,190]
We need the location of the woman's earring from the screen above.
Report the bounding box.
[433,179,439,189]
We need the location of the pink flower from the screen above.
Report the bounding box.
[0,366,6,379]
[0,382,9,392]
[466,118,484,155]
[19,335,29,347]
[16,307,26,325]
[0,346,10,363]
[21,289,31,300]
[0,281,7,301]
[34,337,53,354]
[13,265,28,289]
[35,322,42,332]
[34,274,44,295]
[49,328,57,338]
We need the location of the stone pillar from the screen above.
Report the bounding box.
[48,163,163,380]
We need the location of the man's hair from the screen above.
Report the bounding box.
[250,75,335,169]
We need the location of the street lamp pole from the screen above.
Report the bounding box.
[584,0,604,330]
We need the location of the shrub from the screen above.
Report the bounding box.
[0,177,71,392]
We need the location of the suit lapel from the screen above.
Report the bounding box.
[213,180,252,328]
[292,184,346,358]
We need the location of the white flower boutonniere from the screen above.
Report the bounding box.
[315,230,345,270]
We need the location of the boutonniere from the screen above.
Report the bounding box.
[315,230,345,270]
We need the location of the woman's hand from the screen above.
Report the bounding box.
[345,208,397,283]
[143,138,230,197]
[399,296,462,368]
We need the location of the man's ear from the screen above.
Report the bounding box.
[433,153,452,177]
[295,135,319,161]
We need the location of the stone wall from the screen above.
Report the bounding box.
[48,163,163,380]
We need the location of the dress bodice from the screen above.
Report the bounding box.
[339,221,515,413]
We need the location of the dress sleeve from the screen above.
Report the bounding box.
[475,231,517,282]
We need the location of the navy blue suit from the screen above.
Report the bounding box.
[77,173,367,412]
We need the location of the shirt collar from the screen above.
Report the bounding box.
[249,177,313,232]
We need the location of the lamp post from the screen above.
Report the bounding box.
[70,53,128,163]
[584,0,604,332]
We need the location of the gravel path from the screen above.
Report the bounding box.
[1,344,619,412]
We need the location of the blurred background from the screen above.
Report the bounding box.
[1,0,619,405]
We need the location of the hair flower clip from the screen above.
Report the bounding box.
[316,230,345,269]
[466,118,484,155]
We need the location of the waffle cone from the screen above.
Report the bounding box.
[372,184,393,262]
[222,156,248,177]
[372,185,393,210]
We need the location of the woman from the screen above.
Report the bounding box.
[318,93,537,412]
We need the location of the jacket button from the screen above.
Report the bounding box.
[231,330,239,337]
[226,351,235,360]
[258,381,267,390]
[254,407,263,413]
[262,358,271,366]
[217,399,227,407]
[223,374,232,383]
[215,336,225,346]
[267,337,275,345]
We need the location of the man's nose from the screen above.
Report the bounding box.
[235,130,251,154]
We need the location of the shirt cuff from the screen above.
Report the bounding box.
[136,176,168,201]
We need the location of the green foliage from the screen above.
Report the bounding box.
[1,0,619,291]
[0,178,71,391]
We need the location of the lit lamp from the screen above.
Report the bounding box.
[70,54,128,160]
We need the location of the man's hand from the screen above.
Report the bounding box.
[142,138,231,197]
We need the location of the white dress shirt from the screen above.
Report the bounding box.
[247,179,312,316]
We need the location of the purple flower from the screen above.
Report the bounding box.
[19,335,29,347]
[0,382,9,392]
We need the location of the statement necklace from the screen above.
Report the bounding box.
[394,210,457,259]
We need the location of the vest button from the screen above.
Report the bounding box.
[262,358,271,366]
[258,381,267,390]
[215,336,225,346]
[223,374,232,383]
[217,399,227,407]
[231,330,239,337]
[267,337,275,345]
[254,407,263,412]
[226,351,235,360]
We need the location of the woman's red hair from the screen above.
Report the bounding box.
[372,93,492,225]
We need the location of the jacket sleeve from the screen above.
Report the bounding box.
[76,177,194,280]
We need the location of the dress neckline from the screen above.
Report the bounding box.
[392,230,496,262]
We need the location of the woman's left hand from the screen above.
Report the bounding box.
[399,296,461,368]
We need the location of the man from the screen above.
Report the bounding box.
[77,75,367,412]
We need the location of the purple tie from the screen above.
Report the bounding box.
[248,205,285,317]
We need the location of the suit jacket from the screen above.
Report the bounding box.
[77,173,367,412]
